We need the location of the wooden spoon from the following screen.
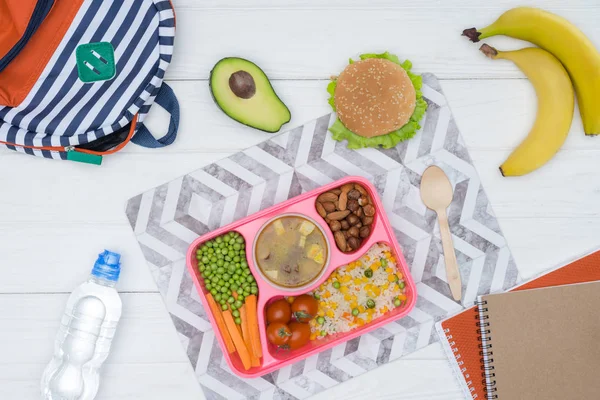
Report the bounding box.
[420,166,462,301]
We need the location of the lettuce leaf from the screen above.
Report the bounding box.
[327,51,427,149]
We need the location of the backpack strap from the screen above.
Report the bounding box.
[131,82,179,148]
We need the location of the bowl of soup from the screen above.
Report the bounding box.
[253,214,330,291]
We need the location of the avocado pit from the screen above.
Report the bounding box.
[229,70,256,99]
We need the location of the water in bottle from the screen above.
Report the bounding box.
[41,250,123,400]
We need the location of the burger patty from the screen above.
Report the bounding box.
[334,58,417,138]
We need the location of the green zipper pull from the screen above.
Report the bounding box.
[66,147,103,165]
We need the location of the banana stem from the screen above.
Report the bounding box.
[479,44,499,59]
[462,28,482,42]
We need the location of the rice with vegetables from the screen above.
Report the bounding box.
[309,243,408,339]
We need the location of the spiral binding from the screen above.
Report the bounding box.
[475,299,498,399]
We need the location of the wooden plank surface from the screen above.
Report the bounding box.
[2,1,600,399]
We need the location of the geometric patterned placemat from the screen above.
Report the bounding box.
[125,74,520,399]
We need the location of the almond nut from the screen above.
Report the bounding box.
[316,202,327,218]
[338,191,348,211]
[328,210,351,220]
[322,202,336,212]
[317,192,338,203]
[341,183,354,193]
[334,231,347,250]
[331,189,342,195]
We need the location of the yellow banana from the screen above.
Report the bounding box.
[479,45,574,176]
[463,7,600,135]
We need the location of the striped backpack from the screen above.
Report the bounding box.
[0,0,178,164]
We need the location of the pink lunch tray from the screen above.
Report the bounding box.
[186,176,417,378]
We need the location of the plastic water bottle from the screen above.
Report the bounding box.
[41,250,123,400]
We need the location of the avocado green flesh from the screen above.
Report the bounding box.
[210,58,291,133]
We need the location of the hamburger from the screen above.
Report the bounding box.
[327,52,427,149]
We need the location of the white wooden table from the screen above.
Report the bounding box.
[2,1,600,399]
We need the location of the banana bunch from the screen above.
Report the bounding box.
[463,7,600,176]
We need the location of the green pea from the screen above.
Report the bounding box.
[222,273,230,281]
[243,269,250,276]
[202,256,209,263]
[352,308,359,316]
[234,272,241,279]
[228,265,236,273]
[399,281,405,289]
[366,299,376,309]
[217,267,225,275]
[240,250,246,257]
[205,283,212,290]
[237,295,245,303]
[250,287,258,295]
[219,298,226,305]
[211,256,217,263]
[224,282,230,288]
[243,290,250,297]
[231,283,239,291]
[215,237,222,244]
[211,276,219,283]
[218,279,225,286]
[235,300,243,308]
[210,289,217,296]
[215,294,222,302]
[198,264,206,272]
[241,261,248,268]
[225,256,232,262]
[394,298,402,307]
[220,286,228,293]
[235,317,242,325]
[211,263,218,270]
[242,282,250,289]
[201,272,207,279]
[380,257,388,267]
[333,281,340,289]
[236,236,244,244]
[227,297,235,304]
[317,316,325,325]
[232,310,240,318]
[230,304,237,311]
[364,268,373,278]
[320,330,326,336]
[208,248,214,254]
[206,242,213,248]
[232,256,240,263]
[228,278,234,285]
[217,259,224,267]
[246,275,254,283]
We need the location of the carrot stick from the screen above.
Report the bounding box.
[223,310,252,370]
[240,305,260,367]
[206,294,235,354]
[245,295,262,358]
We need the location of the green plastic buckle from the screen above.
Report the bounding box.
[76,42,116,83]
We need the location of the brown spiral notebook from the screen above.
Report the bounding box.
[476,280,600,399]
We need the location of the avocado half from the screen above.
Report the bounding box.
[209,57,291,133]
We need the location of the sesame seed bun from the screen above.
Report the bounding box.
[334,58,417,138]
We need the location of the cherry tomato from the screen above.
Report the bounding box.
[266,322,292,346]
[291,294,318,322]
[266,299,292,324]
[287,322,311,350]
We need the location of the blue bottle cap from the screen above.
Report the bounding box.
[91,250,121,282]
